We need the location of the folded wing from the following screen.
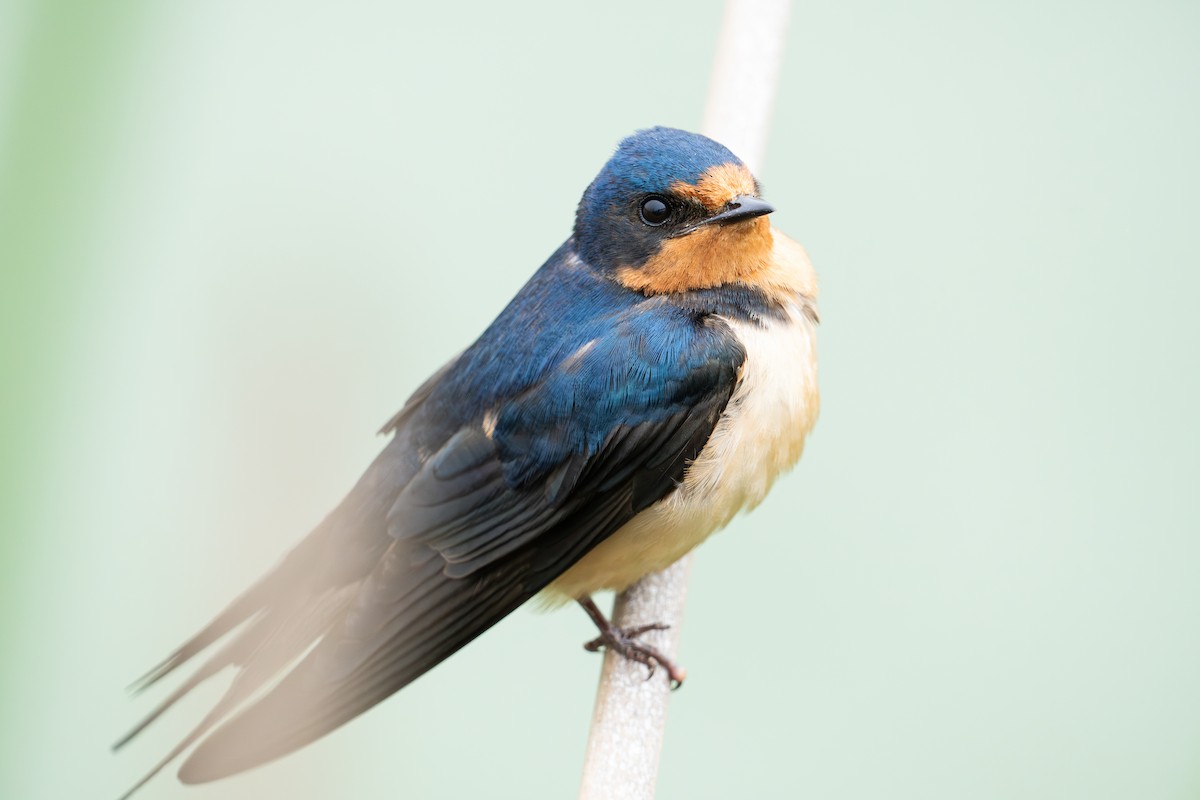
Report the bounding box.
[120,299,744,792]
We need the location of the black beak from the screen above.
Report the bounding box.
[704,195,775,226]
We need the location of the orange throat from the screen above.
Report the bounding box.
[616,216,776,294]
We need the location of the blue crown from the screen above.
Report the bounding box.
[575,127,743,269]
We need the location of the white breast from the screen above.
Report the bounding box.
[546,299,819,601]
[680,302,820,522]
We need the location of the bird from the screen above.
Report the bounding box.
[116,125,819,796]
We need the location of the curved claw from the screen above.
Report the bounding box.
[582,623,684,688]
[577,596,688,689]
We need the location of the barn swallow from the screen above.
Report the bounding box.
[117,126,819,796]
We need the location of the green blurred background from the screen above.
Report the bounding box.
[3,1,1199,798]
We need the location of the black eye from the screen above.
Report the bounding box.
[639,196,670,226]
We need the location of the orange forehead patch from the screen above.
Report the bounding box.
[670,163,759,211]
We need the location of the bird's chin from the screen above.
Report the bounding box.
[617,216,775,294]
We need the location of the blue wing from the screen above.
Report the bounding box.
[121,243,745,788]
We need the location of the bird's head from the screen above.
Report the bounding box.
[575,127,776,294]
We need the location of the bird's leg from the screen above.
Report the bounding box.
[577,595,686,689]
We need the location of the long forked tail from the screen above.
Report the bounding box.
[114,574,356,798]
[115,537,540,798]
[178,544,533,784]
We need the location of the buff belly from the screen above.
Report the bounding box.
[544,297,819,603]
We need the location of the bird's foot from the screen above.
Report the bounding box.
[577,597,686,689]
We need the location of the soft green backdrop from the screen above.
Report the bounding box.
[3,1,1198,798]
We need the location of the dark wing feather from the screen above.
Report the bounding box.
[122,286,744,792]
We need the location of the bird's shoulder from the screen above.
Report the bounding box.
[393,241,753,439]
